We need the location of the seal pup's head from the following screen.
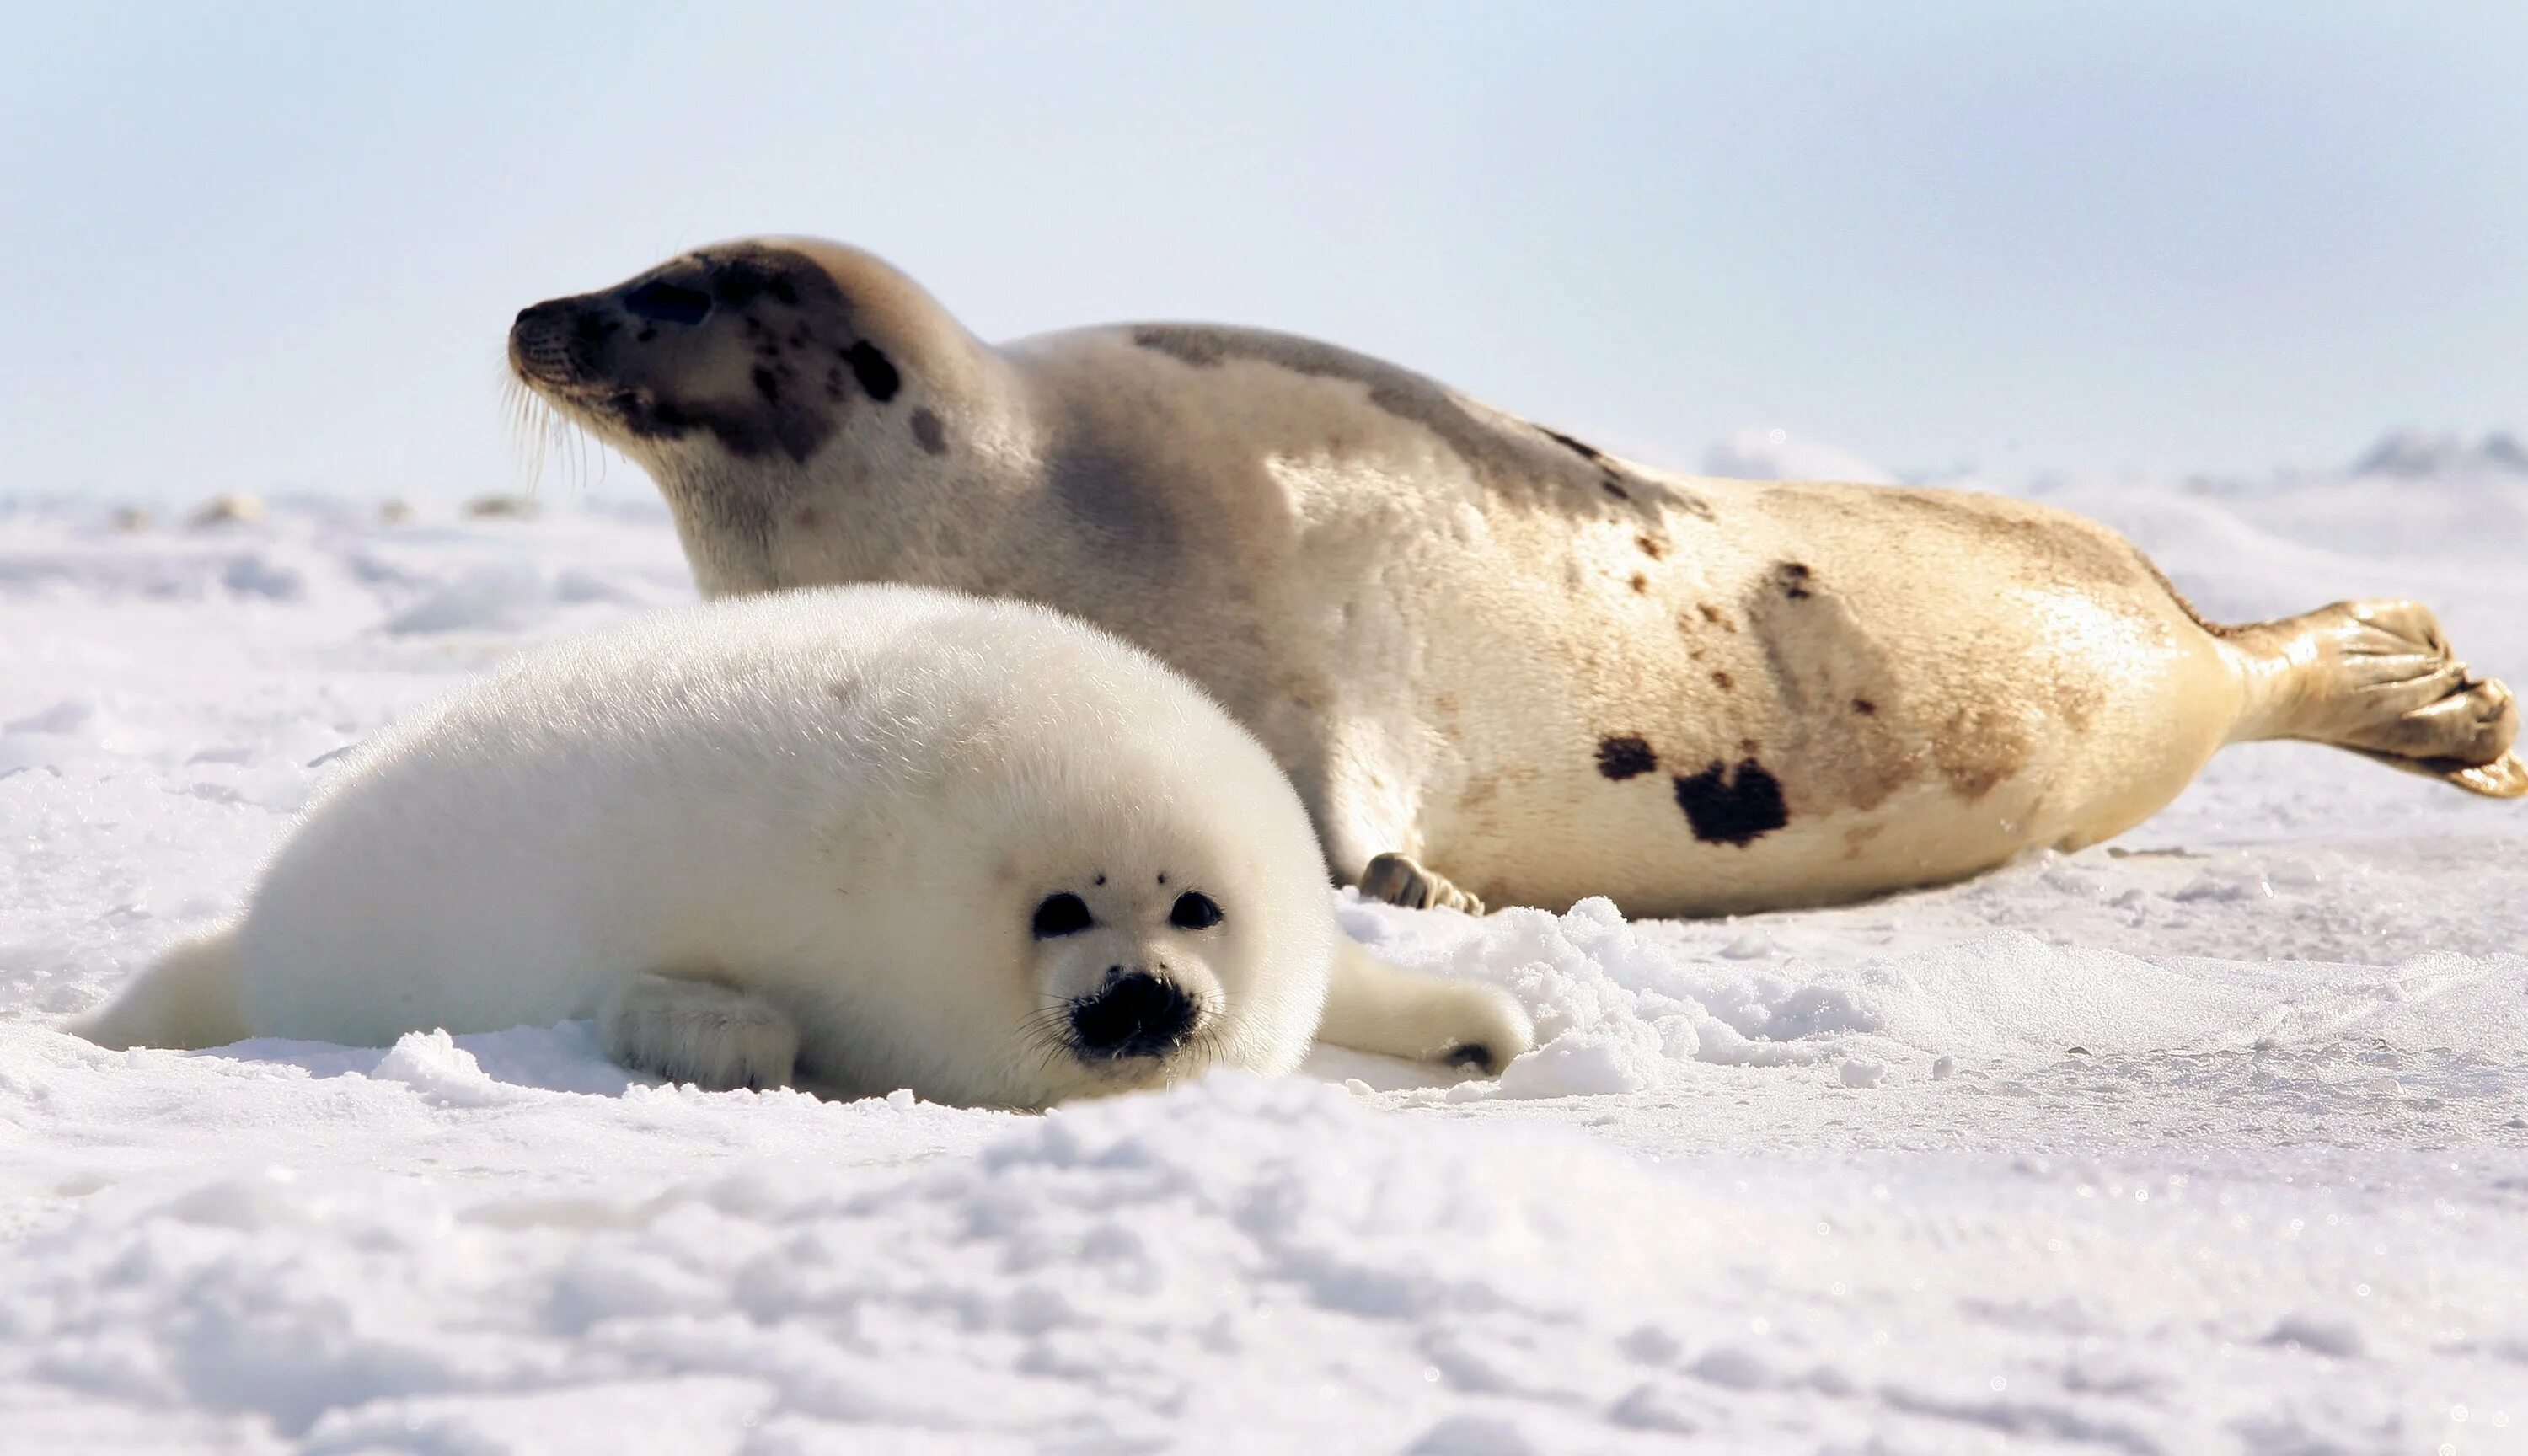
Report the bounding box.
[999,818,1328,1105]
[508,238,997,591]
[790,598,1339,1110]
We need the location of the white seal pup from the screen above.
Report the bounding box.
[80,588,1531,1107]
[508,238,2525,918]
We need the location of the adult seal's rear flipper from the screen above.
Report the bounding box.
[2346,747,2528,800]
[2222,599,2525,798]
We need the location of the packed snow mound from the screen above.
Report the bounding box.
[2351,427,2528,480]
[1701,426,1898,484]
[3,485,2525,1452]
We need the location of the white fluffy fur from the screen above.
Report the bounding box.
[82,588,1531,1107]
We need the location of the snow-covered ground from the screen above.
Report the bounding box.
[3,463,2524,1454]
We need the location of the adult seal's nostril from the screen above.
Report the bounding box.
[1069,972,1197,1059]
[511,299,575,335]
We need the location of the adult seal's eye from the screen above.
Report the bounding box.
[1169,891,1223,930]
[623,281,713,326]
[1031,892,1094,939]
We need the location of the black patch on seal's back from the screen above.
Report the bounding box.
[710,259,775,307]
[1540,426,1606,464]
[1125,323,1713,521]
[1596,736,1658,781]
[844,341,900,401]
[1673,758,1789,847]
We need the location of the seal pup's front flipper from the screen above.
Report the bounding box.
[599,971,801,1092]
[1315,939,1531,1076]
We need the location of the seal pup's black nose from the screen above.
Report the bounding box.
[1070,972,1197,1059]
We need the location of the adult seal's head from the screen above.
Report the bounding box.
[509,239,1005,587]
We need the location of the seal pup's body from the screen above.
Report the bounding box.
[82,589,1529,1106]
[509,239,2525,918]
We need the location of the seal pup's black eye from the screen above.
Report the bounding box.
[624,281,713,326]
[1032,892,1095,939]
[1169,891,1223,930]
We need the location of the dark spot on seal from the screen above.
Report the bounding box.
[844,341,900,402]
[1711,671,1734,692]
[792,505,820,529]
[752,366,781,403]
[1600,478,1631,501]
[1629,573,1649,594]
[1673,758,1789,847]
[1636,534,1667,559]
[710,259,774,308]
[1934,703,2033,800]
[770,277,799,307]
[1738,559,1920,815]
[1596,736,1658,781]
[825,367,849,402]
[2049,679,2102,732]
[623,280,712,326]
[911,407,947,455]
[635,327,657,344]
[1539,426,1606,464]
[1046,431,1181,560]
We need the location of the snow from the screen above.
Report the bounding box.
[3,469,2525,1453]
[1701,426,1899,486]
[2351,430,2528,483]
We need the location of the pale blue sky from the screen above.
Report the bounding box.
[6,2,2524,499]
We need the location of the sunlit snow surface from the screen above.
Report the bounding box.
[2,474,2524,1454]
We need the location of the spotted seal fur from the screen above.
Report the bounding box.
[508,238,2525,917]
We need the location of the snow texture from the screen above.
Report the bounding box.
[3,468,2525,1454]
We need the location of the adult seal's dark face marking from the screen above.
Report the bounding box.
[508,244,901,467]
